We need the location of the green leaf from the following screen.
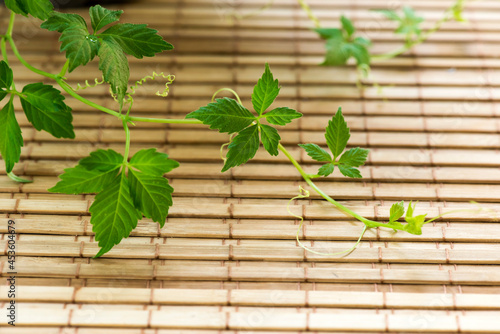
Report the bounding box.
[345,43,370,66]
[98,23,173,59]
[338,164,362,178]
[340,15,355,37]
[222,124,259,172]
[20,83,74,139]
[89,5,123,33]
[79,149,123,172]
[5,0,53,20]
[130,148,179,176]
[0,61,14,90]
[186,97,256,134]
[129,169,173,227]
[90,173,142,258]
[298,143,331,162]
[260,124,280,156]
[403,202,427,235]
[318,163,335,177]
[49,165,120,194]
[98,37,129,106]
[0,99,23,173]
[315,28,341,40]
[41,12,87,33]
[374,9,401,21]
[252,63,280,116]
[325,107,350,159]
[7,172,32,183]
[264,107,302,126]
[59,26,99,72]
[389,201,405,224]
[339,147,369,167]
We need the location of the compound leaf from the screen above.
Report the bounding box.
[325,107,350,159]
[98,23,173,58]
[186,97,256,134]
[90,5,123,33]
[129,168,173,227]
[130,148,179,176]
[260,124,280,156]
[264,107,302,126]
[222,124,259,172]
[20,83,74,139]
[49,165,119,194]
[79,149,123,172]
[298,143,331,162]
[0,99,23,173]
[90,173,142,258]
[252,63,280,115]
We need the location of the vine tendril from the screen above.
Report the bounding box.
[287,186,368,256]
[73,77,105,91]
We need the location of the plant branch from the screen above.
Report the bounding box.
[128,116,203,124]
[297,0,321,28]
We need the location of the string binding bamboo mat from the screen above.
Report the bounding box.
[1,0,500,332]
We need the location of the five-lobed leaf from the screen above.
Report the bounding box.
[99,23,173,59]
[264,107,302,126]
[90,5,123,33]
[0,100,23,173]
[252,63,280,115]
[129,168,173,227]
[325,108,350,159]
[5,0,53,20]
[222,124,260,172]
[129,148,179,176]
[90,173,142,258]
[186,97,256,134]
[298,143,332,162]
[260,124,280,156]
[20,83,74,139]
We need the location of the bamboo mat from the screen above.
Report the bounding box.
[2,0,500,332]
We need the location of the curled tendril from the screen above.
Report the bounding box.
[220,133,236,163]
[128,72,175,98]
[287,186,367,257]
[73,77,105,91]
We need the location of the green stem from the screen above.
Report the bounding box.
[278,143,380,227]
[7,35,57,80]
[58,60,70,78]
[57,79,123,119]
[211,88,242,104]
[122,119,131,164]
[297,0,321,28]
[128,116,203,124]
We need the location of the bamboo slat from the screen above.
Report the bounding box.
[2,0,500,332]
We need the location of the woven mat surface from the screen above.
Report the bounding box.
[1,0,500,332]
